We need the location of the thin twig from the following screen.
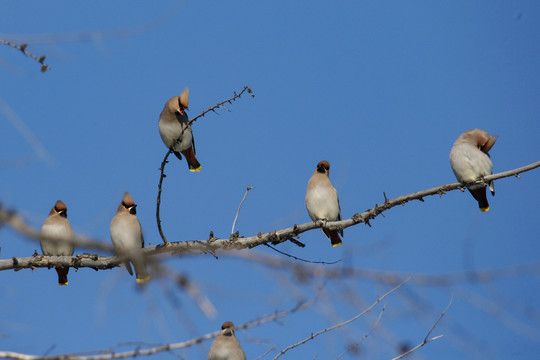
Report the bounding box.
[424,294,453,343]
[264,244,342,265]
[156,150,173,244]
[0,39,50,72]
[188,86,253,126]
[0,2,186,46]
[335,305,386,360]
[389,294,453,360]
[231,186,253,235]
[390,335,444,360]
[155,263,217,319]
[0,96,55,166]
[155,86,255,245]
[273,278,410,359]
[254,347,275,360]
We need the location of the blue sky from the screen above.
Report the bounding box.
[1,1,539,359]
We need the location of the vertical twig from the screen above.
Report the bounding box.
[390,294,452,360]
[156,86,255,245]
[231,187,253,235]
[156,150,173,244]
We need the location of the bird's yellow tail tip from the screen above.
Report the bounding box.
[332,242,343,247]
[189,166,202,172]
[136,276,151,284]
[59,282,68,286]
[480,206,490,212]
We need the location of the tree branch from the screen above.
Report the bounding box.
[156,149,172,244]
[0,39,50,72]
[1,161,539,272]
[156,86,255,245]
[188,85,253,126]
[0,299,311,360]
[334,305,385,359]
[232,252,540,286]
[0,204,114,254]
[390,295,452,360]
[231,186,253,235]
[273,278,409,359]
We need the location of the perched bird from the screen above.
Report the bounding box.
[40,200,75,286]
[110,192,150,284]
[158,87,201,172]
[208,321,246,360]
[450,128,497,211]
[305,160,343,246]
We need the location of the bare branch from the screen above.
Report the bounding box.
[264,244,343,265]
[0,39,50,72]
[185,161,539,252]
[156,86,255,245]
[0,96,55,166]
[150,160,540,253]
[0,2,186,48]
[231,186,254,235]
[0,205,114,254]
[390,335,444,360]
[156,150,172,244]
[2,161,539,273]
[155,264,217,319]
[0,299,312,360]
[390,295,452,360]
[188,85,254,126]
[273,278,410,359]
[254,347,275,360]
[0,253,117,272]
[233,252,540,286]
[335,305,386,360]
[424,294,453,343]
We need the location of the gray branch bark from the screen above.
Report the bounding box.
[1,160,539,273]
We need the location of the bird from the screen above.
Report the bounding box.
[110,192,150,284]
[305,160,343,246]
[158,87,201,172]
[450,128,497,211]
[208,321,246,360]
[40,200,75,285]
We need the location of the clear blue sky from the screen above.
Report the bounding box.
[1,1,539,359]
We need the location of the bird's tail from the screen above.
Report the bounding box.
[123,261,134,276]
[134,261,151,284]
[324,229,343,247]
[55,267,69,286]
[181,147,201,172]
[469,187,490,212]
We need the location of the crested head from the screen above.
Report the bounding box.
[54,200,67,211]
[179,87,189,108]
[459,129,497,153]
[316,160,330,175]
[221,321,235,330]
[50,200,68,217]
[122,192,135,207]
[163,96,180,115]
[317,160,330,169]
[119,192,137,215]
[220,321,236,337]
